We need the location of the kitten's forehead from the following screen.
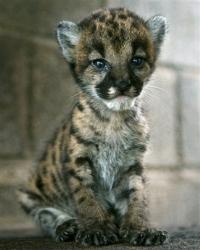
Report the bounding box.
[79,8,154,60]
[80,8,144,30]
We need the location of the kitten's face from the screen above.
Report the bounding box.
[57,8,167,111]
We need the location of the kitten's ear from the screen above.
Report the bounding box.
[146,15,168,54]
[57,21,80,62]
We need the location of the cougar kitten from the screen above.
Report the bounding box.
[19,8,168,246]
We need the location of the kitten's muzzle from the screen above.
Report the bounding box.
[114,80,131,92]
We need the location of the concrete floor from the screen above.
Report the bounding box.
[0,227,200,250]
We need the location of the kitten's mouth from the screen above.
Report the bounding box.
[110,92,135,100]
[101,94,136,111]
[108,86,137,100]
[94,86,137,111]
[113,95,131,101]
[95,85,140,102]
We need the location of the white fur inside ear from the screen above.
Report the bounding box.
[146,15,168,52]
[57,21,80,62]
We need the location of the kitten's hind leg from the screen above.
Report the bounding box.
[34,207,77,241]
[18,189,77,241]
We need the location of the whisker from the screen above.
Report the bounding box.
[147,85,168,93]
[70,91,82,99]
[142,89,160,100]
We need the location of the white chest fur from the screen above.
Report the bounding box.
[93,123,138,190]
[90,110,147,216]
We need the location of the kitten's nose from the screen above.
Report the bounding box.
[115,80,131,92]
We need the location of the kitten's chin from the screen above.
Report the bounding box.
[102,96,136,111]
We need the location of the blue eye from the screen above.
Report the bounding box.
[131,57,144,67]
[91,59,108,71]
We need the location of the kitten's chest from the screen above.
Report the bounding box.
[93,124,139,190]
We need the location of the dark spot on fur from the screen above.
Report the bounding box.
[107,29,113,38]
[78,196,86,204]
[77,102,84,112]
[67,169,84,182]
[73,187,81,194]
[75,157,95,176]
[52,151,56,164]
[127,162,143,176]
[112,22,119,31]
[89,125,101,136]
[75,157,89,166]
[36,175,44,191]
[111,36,123,51]
[127,141,147,153]
[34,177,53,202]
[107,202,121,219]
[99,15,106,22]
[118,188,136,200]
[61,150,70,163]
[127,68,144,96]
[118,14,127,20]
[62,123,67,130]
[105,19,114,26]
[51,173,57,186]
[91,23,97,33]
[70,124,95,146]
[132,38,148,55]
[85,183,95,190]
[137,144,146,152]
[92,12,101,20]
[92,39,105,57]
[119,28,126,38]
[51,173,64,195]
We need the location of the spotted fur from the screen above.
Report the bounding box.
[18,8,168,246]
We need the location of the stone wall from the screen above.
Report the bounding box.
[0,0,200,232]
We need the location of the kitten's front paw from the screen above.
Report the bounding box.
[120,227,168,246]
[75,221,119,246]
[56,219,78,242]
